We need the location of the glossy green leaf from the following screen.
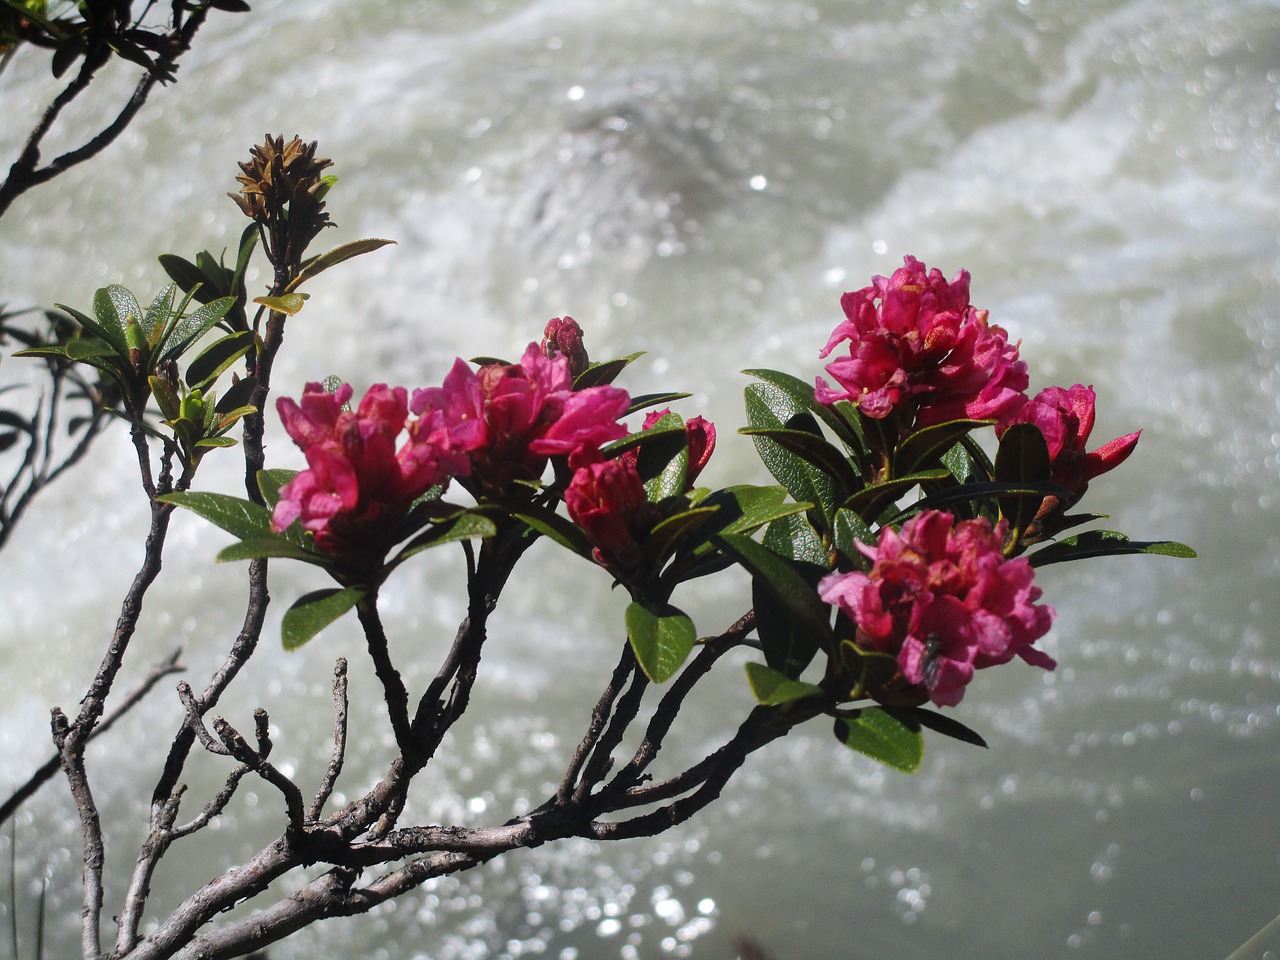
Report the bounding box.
[753,575,821,679]
[574,351,645,389]
[157,490,272,540]
[643,505,720,570]
[626,392,692,415]
[106,285,143,335]
[693,484,812,543]
[745,383,839,528]
[257,468,299,509]
[601,424,685,461]
[742,367,863,452]
[1029,530,1197,567]
[626,600,697,682]
[282,587,364,651]
[64,338,118,361]
[86,289,129,356]
[215,536,324,564]
[896,419,992,476]
[159,296,237,364]
[194,436,237,450]
[842,468,949,523]
[639,411,689,500]
[994,422,1051,541]
[287,238,396,292]
[716,532,835,653]
[214,374,257,415]
[740,426,861,493]
[833,708,924,773]
[762,512,827,566]
[888,706,988,748]
[141,284,176,340]
[744,661,826,706]
[506,504,593,556]
[389,512,498,566]
[185,330,253,392]
[158,254,209,299]
[832,507,875,562]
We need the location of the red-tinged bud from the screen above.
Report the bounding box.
[684,415,716,485]
[564,456,648,572]
[541,317,589,380]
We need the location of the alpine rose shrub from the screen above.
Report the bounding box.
[816,255,1028,430]
[998,383,1141,502]
[818,510,1056,707]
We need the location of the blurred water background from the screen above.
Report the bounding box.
[1,1,1278,958]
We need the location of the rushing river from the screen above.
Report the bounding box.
[2,2,1279,958]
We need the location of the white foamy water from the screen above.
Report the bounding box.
[2,1,1278,958]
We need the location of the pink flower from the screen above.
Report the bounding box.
[412,343,629,495]
[564,453,649,572]
[816,256,1028,431]
[818,510,1055,707]
[273,382,476,557]
[998,384,1140,501]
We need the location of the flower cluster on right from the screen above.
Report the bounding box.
[813,256,1142,707]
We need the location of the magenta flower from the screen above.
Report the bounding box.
[272,382,477,557]
[564,453,650,572]
[816,256,1028,432]
[998,384,1141,502]
[412,343,629,495]
[818,510,1055,707]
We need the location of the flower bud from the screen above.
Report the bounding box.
[541,317,589,380]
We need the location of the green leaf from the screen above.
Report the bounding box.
[64,338,118,361]
[1029,531,1197,567]
[715,532,834,653]
[286,239,396,292]
[887,706,988,749]
[626,599,697,682]
[895,419,992,476]
[141,284,176,341]
[690,484,812,544]
[504,503,594,556]
[763,512,827,566]
[832,507,875,562]
[740,426,861,493]
[638,411,689,500]
[389,512,498,566]
[257,468,299,509]
[159,296,236,364]
[833,708,924,773]
[194,436,238,450]
[744,661,826,706]
[643,505,719,571]
[574,352,644,389]
[106,284,143,334]
[185,330,253,391]
[157,490,272,540]
[842,468,949,523]
[282,587,364,651]
[742,367,863,452]
[753,575,820,678]
[744,383,840,529]
[214,374,256,415]
[158,254,210,299]
[626,392,692,415]
[993,422,1051,542]
[87,289,129,356]
[215,536,327,564]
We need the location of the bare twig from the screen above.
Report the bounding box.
[309,658,349,821]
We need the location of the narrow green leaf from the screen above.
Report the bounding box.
[753,576,820,678]
[286,238,396,292]
[740,426,861,493]
[185,330,253,391]
[64,338,118,361]
[216,537,327,564]
[626,600,697,682]
[833,708,924,773]
[389,513,498,566]
[282,587,364,651]
[1029,531,1197,567]
[106,285,143,334]
[763,512,827,566]
[142,284,176,340]
[716,532,835,652]
[745,383,840,529]
[157,490,272,540]
[639,411,689,500]
[887,706,988,749]
[832,507,875,562]
[158,254,209,298]
[506,504,594,556]
[742,367,864,451]
[842,468,950,523]
[87,290,129,355]
[994,422,1051,540]
[253,293,309,316]
[895,419,992,476]
[159,296,237,364]
[257,468,299,509]
[214,375,257,415]
[627,392,692,415]
[194,436,238,450]
[643,505,719,570]
[574,352,645,389]
[744,661,826,706]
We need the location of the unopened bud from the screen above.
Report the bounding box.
[541,316,589,380]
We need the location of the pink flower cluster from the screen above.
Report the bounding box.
[998,383,1140,504]
[816,256,1028,429]
[819,510,1056,707]
[564,410,717,573]
[272,328,630,559]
